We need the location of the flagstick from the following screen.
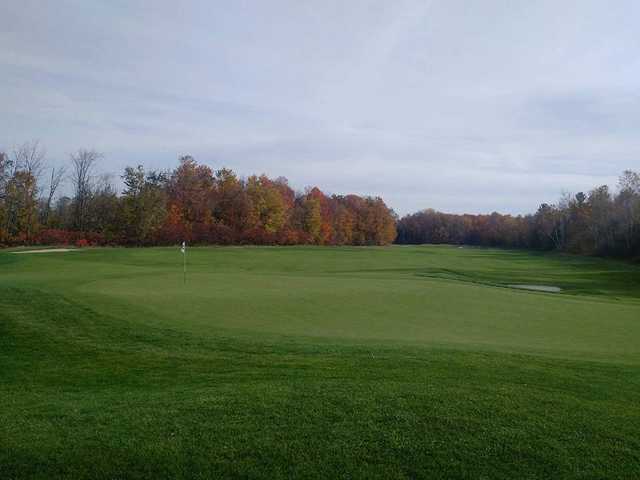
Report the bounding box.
[183,247,186,284]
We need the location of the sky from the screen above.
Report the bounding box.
[1,0,639,215]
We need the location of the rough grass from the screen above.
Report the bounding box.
[1,246,640,479]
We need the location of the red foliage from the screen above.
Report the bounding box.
[191,222,236,245]
[35,229,107,247]
[241,227,277,245]
[38,229,73,245]
[276,228,301,245]
[7,157,398,248]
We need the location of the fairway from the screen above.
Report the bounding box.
[2,246,640,478]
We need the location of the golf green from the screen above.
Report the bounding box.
[2,246,639,478]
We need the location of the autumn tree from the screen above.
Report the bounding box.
[302,195,322,242]
[5,170,39,242]
[212,168,247,231]
[366,197,397,245]
[87,174,120,241]
[121,166,167,244]
[166,156,214,238]
[333,201,355,244]
[245,175,287,234]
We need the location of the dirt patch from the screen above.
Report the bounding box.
[508,284,561,293]
[11,248,77,254]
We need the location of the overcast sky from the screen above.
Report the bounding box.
[1,1,639,215]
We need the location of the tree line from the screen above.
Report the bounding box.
[0,141,397,247]
[2,141,639,259]
[396,170,640,259]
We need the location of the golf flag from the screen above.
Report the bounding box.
[181,241,186,283]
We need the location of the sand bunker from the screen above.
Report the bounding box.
[508,284,561,293]
[11,248,77,254]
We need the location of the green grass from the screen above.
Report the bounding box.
[1,245,639,479]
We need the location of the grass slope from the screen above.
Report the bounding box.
[1,246,639,478]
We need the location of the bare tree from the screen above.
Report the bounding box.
[12,140,46,183]
[0,151,10,238]
[536,203,565,250]
[618,170,640,195]
[617,170,640,253]
[0,151,11,201]
[43,165,67,224]
[70,149,101,231]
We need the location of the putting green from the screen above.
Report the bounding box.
[4,245,640,362]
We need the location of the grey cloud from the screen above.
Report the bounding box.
[518,91,640,135]
[1,0,639,215]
